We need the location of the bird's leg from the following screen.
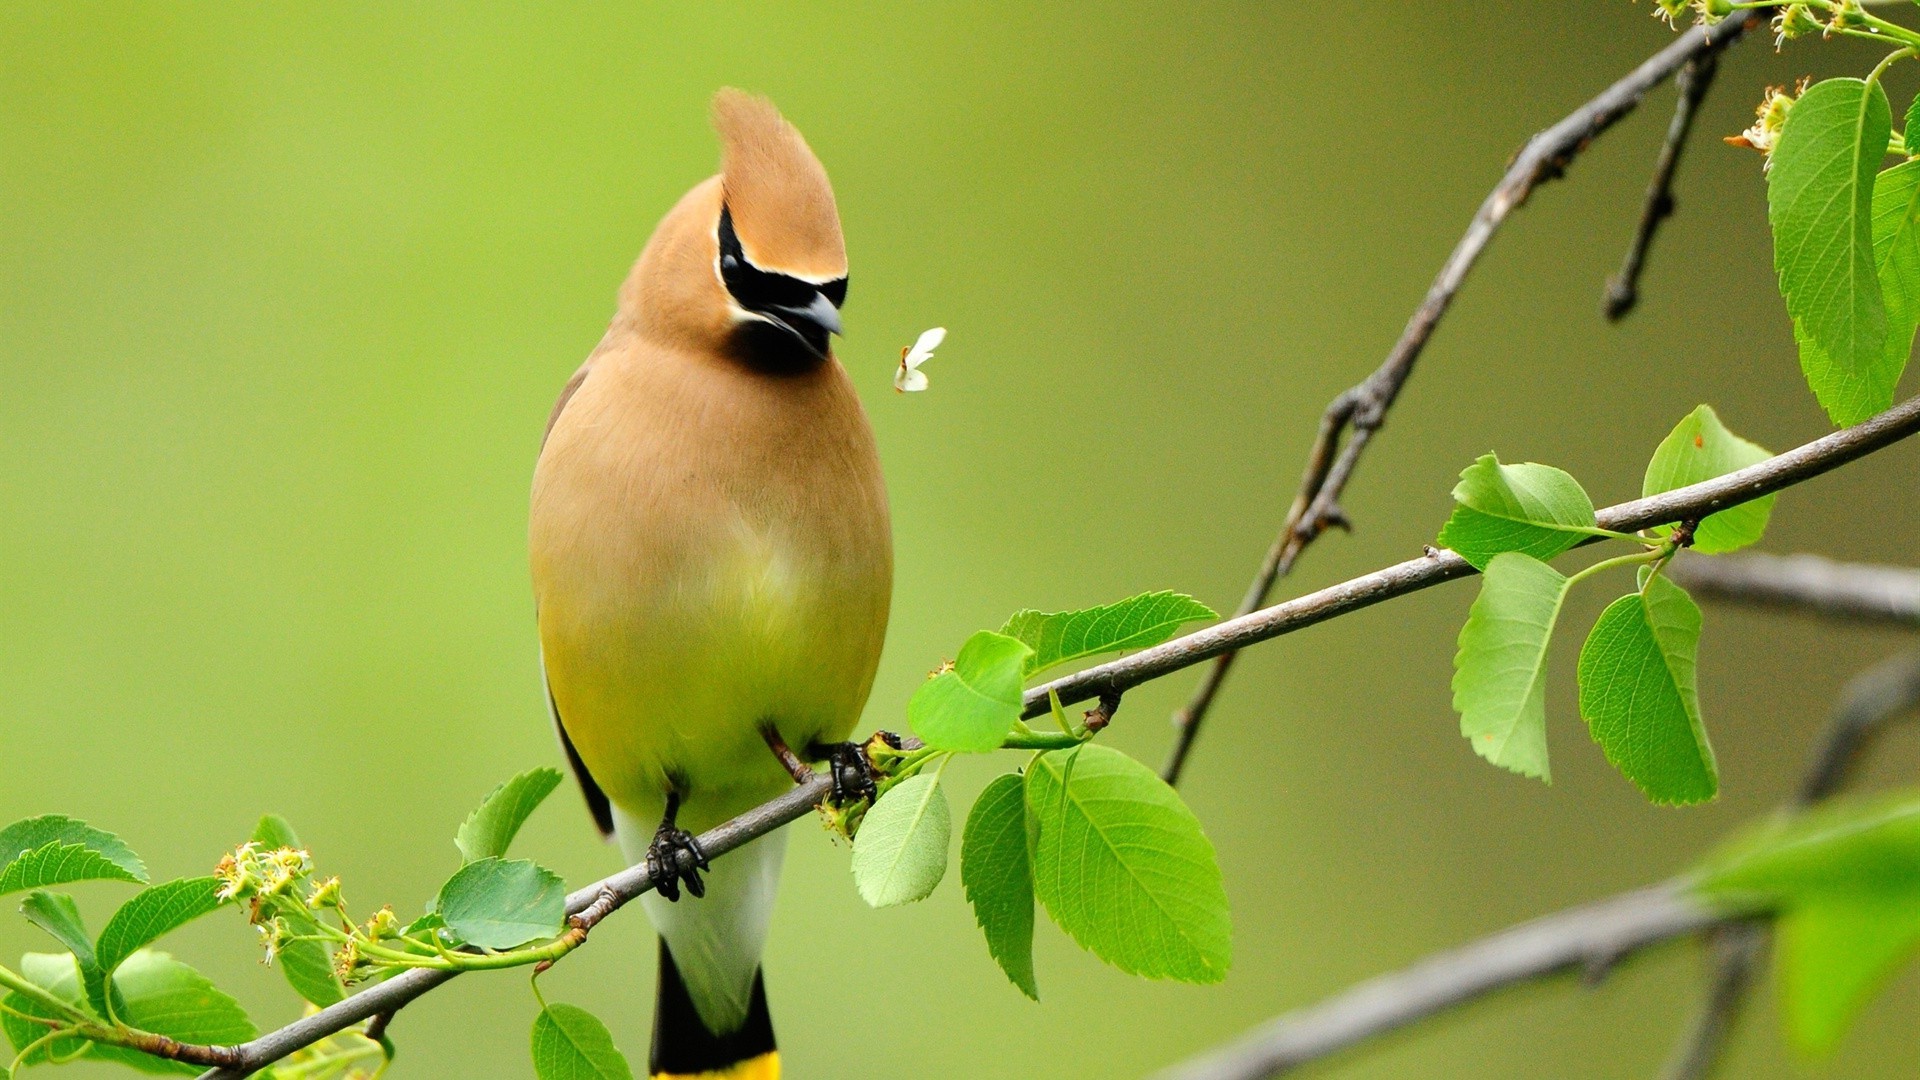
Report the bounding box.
[808,740,876,807]
[644,791,710,903]
[761,727,816,785]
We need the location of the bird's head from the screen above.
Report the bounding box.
[621,89,848,372]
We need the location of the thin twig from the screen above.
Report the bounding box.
[1153,883,1738,1080]
[1658,653,1920,1079]
[1666,552,1920,628]
[1605,54,1720,319]
[1160,11,1760,784]
[182,393,1920,1078]
[1040,392,1920,720]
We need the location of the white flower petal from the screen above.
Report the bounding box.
[895,367,929,393]
[904,326,946,369]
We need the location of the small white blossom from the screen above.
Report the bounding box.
[894,327,946,393]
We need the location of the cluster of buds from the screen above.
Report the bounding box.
[1652,0,1733,27]
[1726,79,1807,164]
[214,842,314,903]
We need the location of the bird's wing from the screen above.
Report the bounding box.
[543,647,616,838]
[539,358,615,838]
[542,359,594,448]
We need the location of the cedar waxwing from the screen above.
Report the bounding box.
[529,90,891,1080]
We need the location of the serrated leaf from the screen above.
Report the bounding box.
[436,858,566,949]
[1025,744,1230,983]
[531,1002,634,1080]
[250,814,302,850]
[850,772,951,906]
[96,877,228,977]
[1642,406,1775,554]
[456,768,563,864]
[19,892,94,968]
[961,774,1038,999]
[1697,791,1920,1053]
[909,632,1033,753]
[1771,78,1893,424]
[1000,591,1217,676]
[1435,455,1597,571]
[1577,573,1716,804]
[0,816,146,895]
[1451,553,1569,782]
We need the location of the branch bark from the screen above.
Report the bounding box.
[1666,552,1920,628]
[1034,392,1920,720]
[1605,53,1719,320]
[1152,883,1738,1080]
[1160,10,1760,784]
[1658,652,1920,1080]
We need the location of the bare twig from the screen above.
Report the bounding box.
[1659,653,1920,1079]
[1039,392,1920,720]
[1605,53,1719,319]
[1666,552,1920,628]
[1153,883,1739,1080]
[1161,11,1760,784]
[170,390,1920,1079]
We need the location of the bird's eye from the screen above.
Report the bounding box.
[717,204,830,313]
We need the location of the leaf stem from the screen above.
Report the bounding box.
[1564,548,1667,592]
[0,965,90,1026]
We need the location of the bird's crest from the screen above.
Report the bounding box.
[711,88,846,281]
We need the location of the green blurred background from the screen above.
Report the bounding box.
[3,3,1917,1076]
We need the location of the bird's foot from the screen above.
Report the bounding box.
[645,825,710,903]
[813,740,877,807]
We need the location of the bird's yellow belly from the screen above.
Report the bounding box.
[536,508,886,833]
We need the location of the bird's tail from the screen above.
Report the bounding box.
[651,938,778,1079]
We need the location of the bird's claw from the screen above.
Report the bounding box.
[646,826,710,902]
[820,741,876,806]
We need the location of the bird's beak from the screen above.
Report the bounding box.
[767,291,843,338]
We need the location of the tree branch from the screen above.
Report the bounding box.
[1036,392,1920,720]
[1658,652,1920,1079]
[193,777,831,1079]
[169,387,1920,1079]
[1161,10,1760,784]
[1605,53,1719,320]
[1665,552,1920,627]
[1152,883,1738,1080]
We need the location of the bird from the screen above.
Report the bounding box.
[529,89,892,1080]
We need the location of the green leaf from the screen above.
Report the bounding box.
[908,631,1033,753]
[1642,406,1775,554]
[276,933,345,1008]
[96,877,228,976]
[960,774,1038,999]
[95,950,257,1075]
[1795,156,1920,426]
[1577,573,1716,804]
[1451,552,1570,782]
[1770,78,1893,424]
[1435,455,1597,571]
[850,772,951,906]
[456,767,563,864]
[1000,591,1217,676]
[1697,791,1920,1052]
[1025,744,1230,983]
[531,1002,634,1080]
[0,816,146,895]
[250,814,302,850]
[436,858,567,949]
[19,892,95,968]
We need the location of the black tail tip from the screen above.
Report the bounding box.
[651,938,776,1078]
